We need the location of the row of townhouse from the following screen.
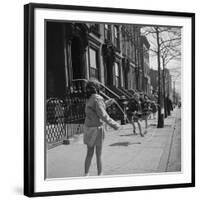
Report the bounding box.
[149,68,173,100]
[46,21,151,99]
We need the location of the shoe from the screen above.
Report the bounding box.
[84,173,90,176]
[140,133,144,137]
[133,131,137,135]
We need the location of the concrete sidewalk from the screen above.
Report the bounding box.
[47,109,180,179]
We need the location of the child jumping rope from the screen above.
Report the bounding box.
[83,79,121,176]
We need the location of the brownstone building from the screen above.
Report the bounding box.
[46,22,149,98]
[149,68,173,99]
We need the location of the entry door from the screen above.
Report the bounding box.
[71,37,84,80]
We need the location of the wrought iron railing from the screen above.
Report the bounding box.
[46,98,66,148]
[119,87,134,98]
[46,81,87,149]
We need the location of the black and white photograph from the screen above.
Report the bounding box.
[45,21,182,178]
[24,3,195,197]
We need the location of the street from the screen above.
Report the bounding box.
[46,108,181,179]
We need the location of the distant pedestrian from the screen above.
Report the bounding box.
[178,101,181,108]
[84,79,120,176]
[166,96,173,116]
[151,100,158,119]
[140,94,151,134]
[127,93,144,137]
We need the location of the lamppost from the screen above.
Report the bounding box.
[119,95,129,125]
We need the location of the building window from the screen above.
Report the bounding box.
[113,62,120,87]
[90,24,100,37]
[114,26,120,49]
[104,24,111,42]
[89,47,98,79]
[121,65,124,88]
[121,27,126,55]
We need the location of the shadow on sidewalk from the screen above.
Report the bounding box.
[119,133,135,137]
[148,124,172,128]
[109,141,141,147]
[149,123,157,127]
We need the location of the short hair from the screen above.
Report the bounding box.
[86,78,101,93]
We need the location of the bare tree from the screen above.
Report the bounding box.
[160,31,181,117]
[141,26,181,127]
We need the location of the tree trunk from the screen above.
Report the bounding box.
[156,27,164,128]
[162,58,167,118]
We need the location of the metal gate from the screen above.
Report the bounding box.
[46,98,66,149]
[46,91,87,149]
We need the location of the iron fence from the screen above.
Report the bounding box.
[46,96,124,148]
[46,98,66,147]
[46,91,87,149]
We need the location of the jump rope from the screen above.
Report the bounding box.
[99,90,151,127]
[99,91,131,124]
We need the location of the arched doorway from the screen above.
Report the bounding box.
[102,44,116,86]
[71,37,84,80]
[46,22,66,98]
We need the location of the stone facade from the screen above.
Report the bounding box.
[46,21,150,98]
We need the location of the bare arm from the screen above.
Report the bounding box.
[105,98,115,108]
[95,98,120,130]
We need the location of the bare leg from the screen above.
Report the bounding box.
[96,145,103,175]
[137,121,144,137]
[131,116,136,134]
[145,116,148,128]
[133,122,137,134]
[85,146,95,175]
[144,116,148,134]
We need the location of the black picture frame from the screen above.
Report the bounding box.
[24,3,195,197]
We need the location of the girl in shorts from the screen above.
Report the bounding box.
[84,79,120,176]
